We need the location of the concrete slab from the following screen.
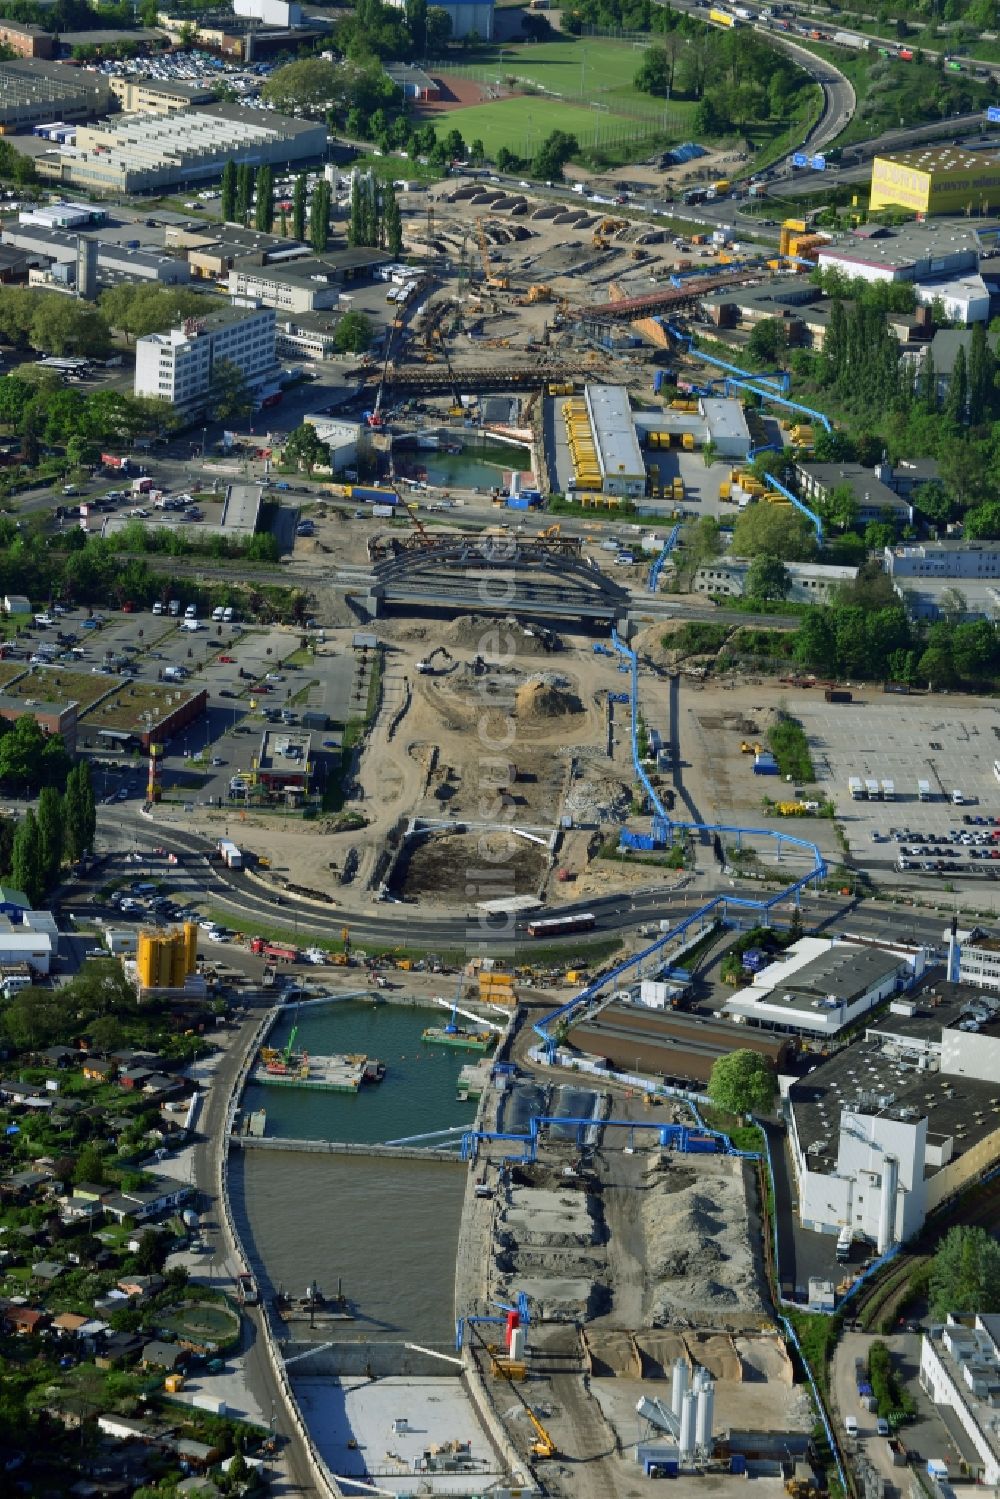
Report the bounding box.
[294,1375,506,1495]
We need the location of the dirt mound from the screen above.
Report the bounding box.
[514,675,583,723]
[443,614,551,653]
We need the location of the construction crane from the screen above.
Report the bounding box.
[404,500,434,548]
[475,215,509,290]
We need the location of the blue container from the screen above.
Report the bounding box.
[506,496,531,509]
[730,1454,746,1476]
[654,370,665,394]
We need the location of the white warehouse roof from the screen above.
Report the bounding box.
[585,384,644,481]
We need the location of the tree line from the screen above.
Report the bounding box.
[0,737,94,906]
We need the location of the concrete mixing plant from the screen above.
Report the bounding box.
[635,1358,715,1477]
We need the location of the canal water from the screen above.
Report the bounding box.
[393,436,531,491]
[241,998,479,1144]
[230,1151,466,1345]
[234,1000,477,1344]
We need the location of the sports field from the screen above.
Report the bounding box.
[419,38,695,159]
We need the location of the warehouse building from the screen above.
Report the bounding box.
[19,201,107,231]
[584,384,645,498]
[228,248,388,313]
[108,77,216,115]
[869,147,1000,217]
[135,303,276,408]
[35,105,325,196]
[920,1316,1000,1487]
[722,936,923,1038]
[787,982,1000,1250]
[817,219,982,282]
[0,59,112,133]
[566,1002,796,1088]
[385,0,494,37]
[1,223,191,287]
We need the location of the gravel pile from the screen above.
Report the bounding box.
[564,774,632,825]
[644,1159,762,1327]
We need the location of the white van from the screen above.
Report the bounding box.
[211,606,225,621]
[223,606,234,623]
[152,602,163,615]
[844,1416,858,1438]
[184,604,197,619]
[168,600,180,616]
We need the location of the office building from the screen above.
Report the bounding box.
[693,557,858,604]
[869,147,1000,217]
[134,303,277,409]
[0,19,55,58]
[108,77,215,115]
[35,105,324,196]
[795,461,914,526]
[920,1317,1000,1486]
[0,59,112,133]
[228,248,387,312]
[885,540,1000,582]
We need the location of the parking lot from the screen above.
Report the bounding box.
[796,698,1000,885]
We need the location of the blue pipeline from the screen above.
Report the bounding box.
[763,471,824,543]
[688,348,791,397]
[531,632,826,1058]
[648,522,681,592]
[722,376,833,434]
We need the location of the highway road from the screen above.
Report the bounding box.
[91,807,953,957]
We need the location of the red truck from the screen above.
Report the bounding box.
[101,452,132,472]
[250,938,299,963]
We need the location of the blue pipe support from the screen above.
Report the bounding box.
[647,522,681,592]
[763,471,824,544]
[725,378,833,434]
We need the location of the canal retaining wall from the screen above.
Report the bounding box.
[234,1136,463,1163]
[286,1341,461,1380]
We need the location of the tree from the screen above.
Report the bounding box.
[310,179,330,253]
[746,317,787,366]
[745,555,790,601]
[283,423,330,472]
[11,809,42,908]
[406,0,427,52]
[425,4,453,51]
[383,187,403,258]
[63,763,88,862]
[634,47,672,97]
[262,58,345,116]
[930,1226,1000,1317]
[292,173,307,242]
[334,311,374,354]
[220,159,237,224]
[134,1228,166,1275]
[73,1146,106,1187]
[36,785,63,889]
[708,1049,777,1116]
[818,482,859,533]
[732,504,817,561]
[234,163,253,226]
[531,129,578,182]
[208,359,252,424]
[254,164,274,233]
[945,342,968,424]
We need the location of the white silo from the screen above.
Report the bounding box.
[679,1389,696,1461]
[695,1377,715,1450]
[671,1356,688,1417]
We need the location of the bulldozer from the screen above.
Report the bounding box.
[527,283,553,303]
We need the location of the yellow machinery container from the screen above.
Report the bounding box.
[565,970,583,984]
[682,432,696,451]
[136,922,198,991]
[164,1373,185,1393]
[670,399,699,412]
[672,477,684,498]
[719,481,732,501]
[713,179,731,193]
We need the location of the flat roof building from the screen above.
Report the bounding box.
[723,936,922,1037]
[228,248,388,313]
[108,76,215,115]
[35,105,325,196]
[134,303,276,410]
[885,539,1000,581]
[694,557,857,604]
[0,20,55,58]
[2,223,191,287]
[795,461,914,526]
[584,384,645,498]
[920,1316,1000,1486]
[0,59,112,133]
[870,147,1000,217]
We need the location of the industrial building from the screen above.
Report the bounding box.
[920,1316,1000,1487]
[786,980,1000,1250]
[570,384,645,498]
[108,77,216,115]
[0,19,55,57]
[0,59,112,134]
[1,223,191,288]
[227,248,388,313]
[884,539,1000,582]
[385,0,494,37]
[693,557,858,603]
[869,147,1000,217]
[0,692,78,756]
[722,936,921,1038]
[134,304,277,409]
[35,105,325,197]
[233,0,303,22]
[566,1002,796,1089]
[18,202,107,231]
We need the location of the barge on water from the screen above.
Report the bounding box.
[253,1046,386,1093]
[421,1024,496,1053]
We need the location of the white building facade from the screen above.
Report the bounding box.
[919,1316,1000,1485]
[134,305,276,409]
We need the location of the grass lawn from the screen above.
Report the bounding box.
[441,37,662,104]
[418,94,678,157]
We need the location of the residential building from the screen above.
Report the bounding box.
[0,19,55,57]
[920,1316,1000,1485]
[869,146,1000,217]
[693,557,858,603]
[134,304,276,410]
[0,59,112,133]
[35,105,325,196]
[795,461,914,526]
[722,936,922,1038]
[102,1175,193,1224]
[108,76,215,114]
[585,384,646,498]
[917,328,1000,402]
[786,982,1000,1249]
[228,247,388,312]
